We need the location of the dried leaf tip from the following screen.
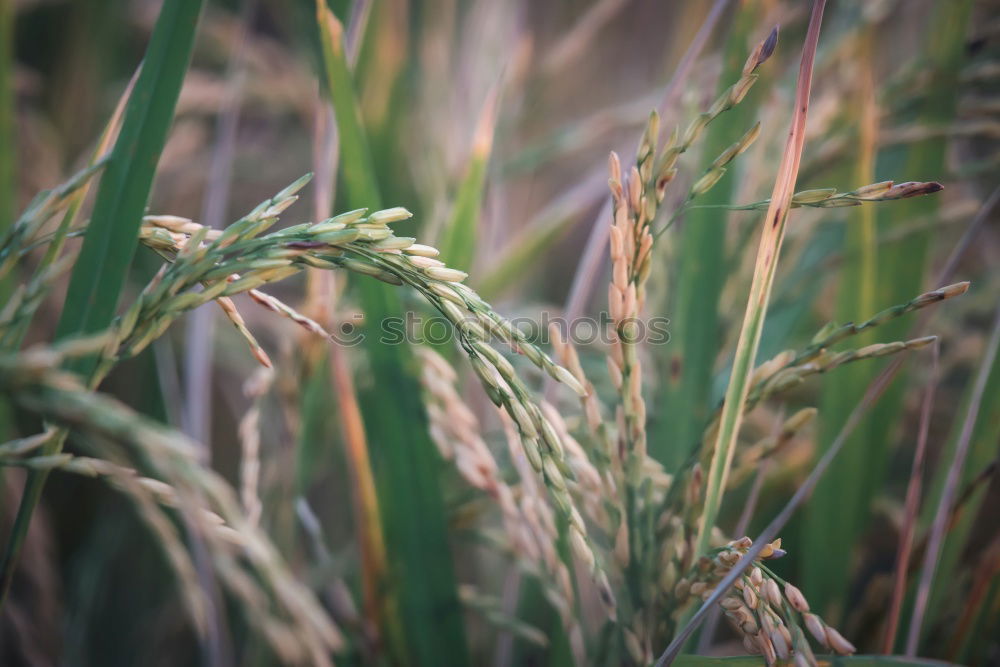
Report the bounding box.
[941,281,971,298]
[760,26,779,62]
[887,180,944,199]
[745,26,779,75]
[914,281,970,305]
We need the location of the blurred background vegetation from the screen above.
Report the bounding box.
[0,0,998,665]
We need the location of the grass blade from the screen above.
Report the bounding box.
[437,87,497,272]
[695,0,827,558]
[54,0,203,364]
[906,303,1000,654]
[656,0,763,470]
[883,343,938,652]
[0,0,203,604]
[0,0,12,238]
[307,24,389,647]
[315,3,469,663]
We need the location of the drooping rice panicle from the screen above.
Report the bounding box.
[0,343,344,664]
[127,177,615,617]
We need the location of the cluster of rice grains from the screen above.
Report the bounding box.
[529,24,960,664]
[140,174,618,629]
[674,537,854,664]
[577,28,783,663]
[0,342,343,666]
[0,20,970,659]
[1,169,608,663]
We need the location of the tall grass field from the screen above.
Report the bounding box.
[0,0,998,665]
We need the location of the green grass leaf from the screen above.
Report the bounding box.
[0,0,203,604]
[654,1,763,471]
[437,91,496,272]
[696,0,827,559]
[315,4,469,664]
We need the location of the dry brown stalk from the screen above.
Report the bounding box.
[238,366,273,527]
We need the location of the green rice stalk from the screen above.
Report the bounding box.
[695,0,827,559]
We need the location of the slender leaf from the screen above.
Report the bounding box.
[437,89,496,272]
[0,0,203,604]
[915,310,1000,653]
[315,4,469,664]
[695,0,827,558]
[655,1,762,471]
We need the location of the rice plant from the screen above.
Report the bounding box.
[1,0,997,665]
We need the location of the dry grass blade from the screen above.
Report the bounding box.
[0,0,204,606]
[695,0,826,558]
[906,303,1000,655]
[883,342,939,652]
